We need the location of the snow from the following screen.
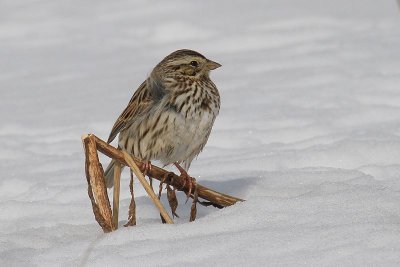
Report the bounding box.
[1,0,400,266]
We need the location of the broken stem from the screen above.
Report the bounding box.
[112,161,121,229]
[82,134,114,233]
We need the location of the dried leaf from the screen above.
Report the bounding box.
[158,181,166,224]
[189,201,197,222]
[84,137,112,233]
[189,186,199,222]
[167,185,179,218]
[124,171,136,227]
[88,183,112,232]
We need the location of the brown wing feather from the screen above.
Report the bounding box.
[107,80,152,143]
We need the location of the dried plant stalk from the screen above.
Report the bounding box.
[124,170,137,227]
[112,161,122,229]
[82,134,114,233]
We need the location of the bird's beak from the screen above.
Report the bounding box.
[206,60,222,70]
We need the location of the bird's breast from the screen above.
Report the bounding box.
[169,81,220,120]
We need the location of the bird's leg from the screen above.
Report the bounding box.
[173,163,196,202]
[142,160,152,175]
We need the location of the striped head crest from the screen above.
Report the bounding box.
[153,49,221,79]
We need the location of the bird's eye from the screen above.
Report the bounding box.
[190,61,198,67]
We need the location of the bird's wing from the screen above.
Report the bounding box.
[107,80,152,143]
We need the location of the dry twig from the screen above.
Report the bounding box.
[112,161,122,229]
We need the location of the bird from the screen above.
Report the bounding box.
[104,49,221,192]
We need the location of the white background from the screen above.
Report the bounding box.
[1,0,400,266]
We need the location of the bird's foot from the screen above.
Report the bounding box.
[174,163,196,203]
[142,160,152,175]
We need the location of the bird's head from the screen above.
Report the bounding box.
[153,49,221,80]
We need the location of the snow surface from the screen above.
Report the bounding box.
[1,0,400,266]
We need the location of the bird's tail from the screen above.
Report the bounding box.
[104,159,119,188]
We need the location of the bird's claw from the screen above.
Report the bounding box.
[142,160,152,176]
[184,176,196,204]
[173,163,196,203]
[178,174,195,203]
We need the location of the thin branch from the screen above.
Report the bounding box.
[112,161,122,229]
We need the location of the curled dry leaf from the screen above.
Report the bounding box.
[124,171,136,227]
[189,186,199,222]
[167,185,179,218]
[158,181,166,224]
